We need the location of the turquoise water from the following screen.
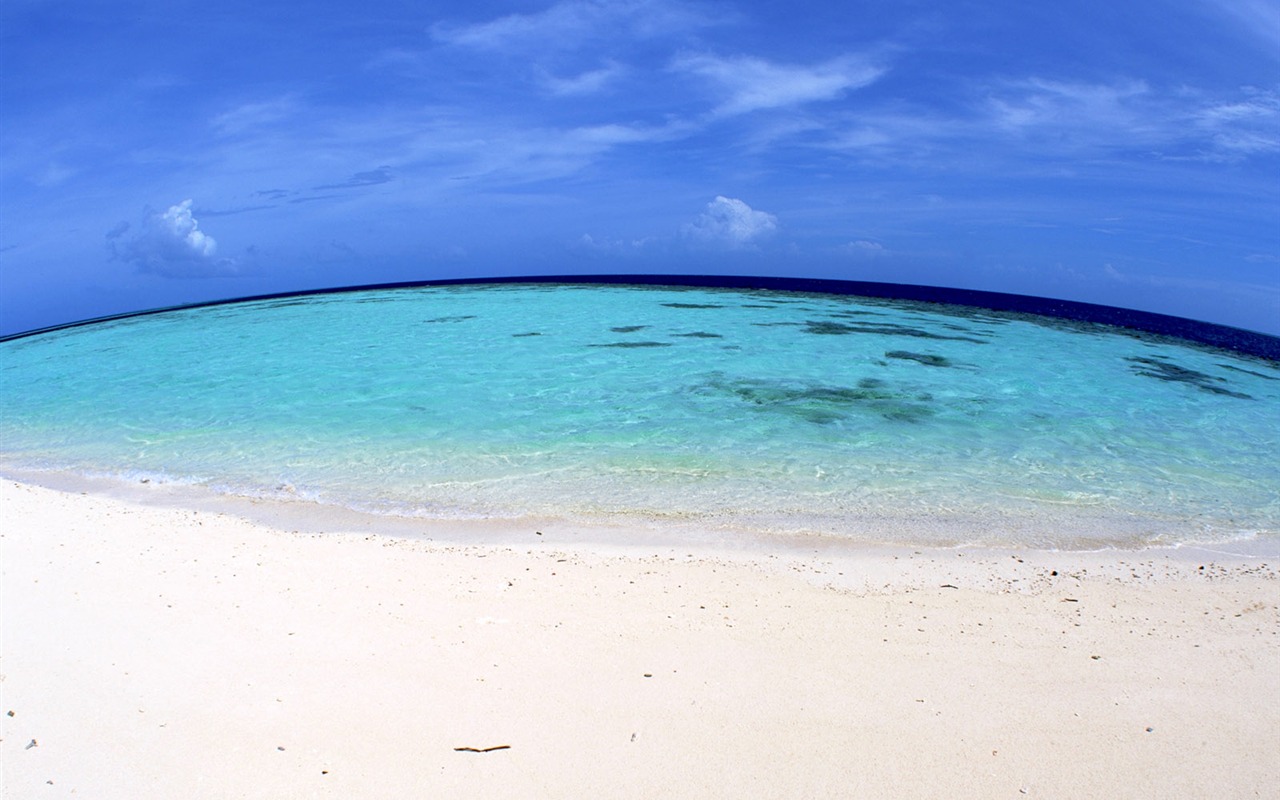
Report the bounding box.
[2,282,1278,548]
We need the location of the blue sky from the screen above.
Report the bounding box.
[2,0,1278,335]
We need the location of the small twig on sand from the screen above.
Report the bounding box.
[454,745,511,753]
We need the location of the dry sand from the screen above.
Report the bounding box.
[1,479,1277,798]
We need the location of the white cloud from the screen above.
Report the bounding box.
[1103,262,1280,302]
[433,2,596,48]
[684,196,778,246]
[569,120,690,146]
[1192,91,1280,155]
[432,0,715,51]
[840,239,887,255]
[537,62,625,96]
[35,161,75,187]
[575,233,654,253]
[1200,0,1280,50]
[957,79,1280,163]
[109,200,237,278]
[212,97,299,135]
[987,78,1151,136]
[675,53,885,116]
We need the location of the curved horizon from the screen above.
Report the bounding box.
[5,273,1278,361]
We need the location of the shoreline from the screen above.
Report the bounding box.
[4,464,1276,560]
[3,478,1278,797]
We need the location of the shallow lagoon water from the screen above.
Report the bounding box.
[2,282,1277,548]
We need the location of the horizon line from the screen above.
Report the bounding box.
[3,273,1277,361]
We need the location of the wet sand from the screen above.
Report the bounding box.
[2,479,1277,798]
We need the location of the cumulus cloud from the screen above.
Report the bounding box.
[684,196,778,246]
[675,53,884,116]
[109,200,238,278]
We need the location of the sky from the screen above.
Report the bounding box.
[2,0,1278,336]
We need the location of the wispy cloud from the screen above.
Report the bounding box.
[674,53,885,116]
[212,97,300,136]
[984,79,1280,163]
[1191,90,1280,156]
[1102,262,1280,306]
[314,167,395,190]
[537,61,626,96]
[839,239,888,256]
[187,102,690,205]
[684,196,778,247]
[108,200,238,278]
[822,79,1280,168]
[575,233,655,254]
[432,0,604,49]
[985,78,1154,143]
[1200,0,1280,50]
[431,0,717,51]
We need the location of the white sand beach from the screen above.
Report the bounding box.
[2,479,1277,798]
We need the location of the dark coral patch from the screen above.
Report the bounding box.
[801,321,858,335]
[1125,357,1252,399]
[801,320,986,344]
[673,331,724,338]
[611,325,649,333]
[662,302,724,309]
[696,375,934,424]
[512,332,542,337]
[1218,363,1279,381]
[253,299,315,310]
[424,315,477,323]
[826,310,884,318]
[885,350,953,367]
[588,341,674,348]
[350,295,409,305]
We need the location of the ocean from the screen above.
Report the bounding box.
[2,280,1277,549]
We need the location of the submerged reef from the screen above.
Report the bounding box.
[588,341,674,348]
[1218,363,1279,381]
[884,351,954,367]
[250,298,316,311]
[694,374,935,424]
[801,320,988,344]
[1125,357,1253,399]
[611,325,649,333]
